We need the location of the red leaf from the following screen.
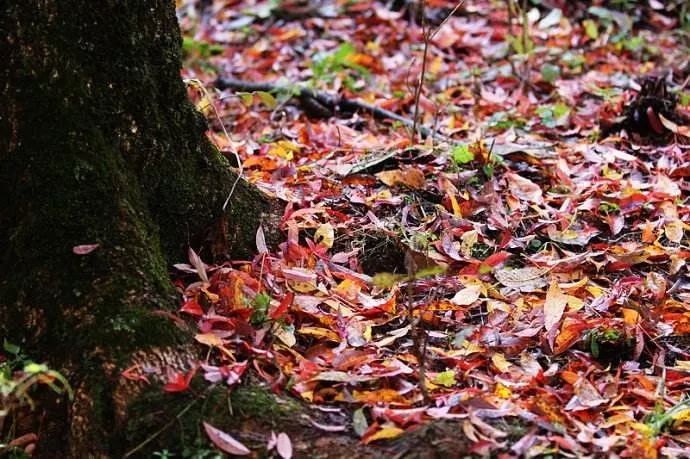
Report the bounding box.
[180,299,203,317]
[163,367,197,393]
[270,291,293,320]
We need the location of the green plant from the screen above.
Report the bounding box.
[1,341,73,456]
[251,292,271,325]
[311,43,369,87]
[536,102,570,128]
[505,0,533,83]
[645,397,690,436]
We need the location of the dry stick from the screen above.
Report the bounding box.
[215,77,448,141]
[411,0,430,144]
[505,0,520,79]
[520,0,530,87]
[184,78,244,212]
[405,250,430,405]
[410,0,466,143]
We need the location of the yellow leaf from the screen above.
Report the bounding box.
[449,194,462,218]
[333,278,361,300]
[314,222,335,248]
[665,219,686,244]
[363,425,404,444]
[494,383,512,398]
[622,308,640,326]
[586,284,605,298]
[297,326,340,342]
[268,140,300,160]
[566,295,584,312]
[274,325,296,347]
[288,280,317,293]
[195,333,223,348]
[491,353,512,372]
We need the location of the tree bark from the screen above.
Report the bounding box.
[0,0,281,455]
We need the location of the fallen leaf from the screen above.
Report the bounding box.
[376,168,425,189]
[450,285,482,305]
[544,281,568,331]
[72,244,100,255]
[363,424,405,444]
[203,422,250,455]
[276,432,292,459]
[314,222,335,248]
[494,266,548,292]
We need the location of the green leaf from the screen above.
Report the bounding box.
[553,102,570,119]
[372,272,406,289]
[680,92,690,107]
[583,19,599,40]
[23,362,48,374]
[237,92,254,106]
[433,370,456,388]
[352,408,368,437]
[256,91,277,109]
[3,339,20,355]
[332,42,355,65]
[451,144,474,164]
[541,63,560,83]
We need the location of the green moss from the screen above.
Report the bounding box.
[123,383,302,457]
[228,385,301,422]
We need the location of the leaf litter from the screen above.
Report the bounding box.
[172,0,690,456]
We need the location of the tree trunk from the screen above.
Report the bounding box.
[0,0,281,455]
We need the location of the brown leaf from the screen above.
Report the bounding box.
[376,168,425,189]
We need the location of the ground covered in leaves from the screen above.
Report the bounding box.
[172,1,690,456]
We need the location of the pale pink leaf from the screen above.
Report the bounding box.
[256,225,268,254]
[72,244,100,255]
[276,432,293,459]
[203,422,250,456]
[506,172,543,204]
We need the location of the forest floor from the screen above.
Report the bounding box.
[173,1,690,457]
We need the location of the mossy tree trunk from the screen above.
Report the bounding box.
[0,0,281,455]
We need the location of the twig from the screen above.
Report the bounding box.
[404,250,430,405]
[215,77,449,142]
[411,0,466,143]
[412,0,430,144]
[520,0,530,87]
[184,78,244,212]
[123,396,200,458]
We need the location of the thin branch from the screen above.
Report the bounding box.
[412,0,430,144]
[215,77,450,142]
